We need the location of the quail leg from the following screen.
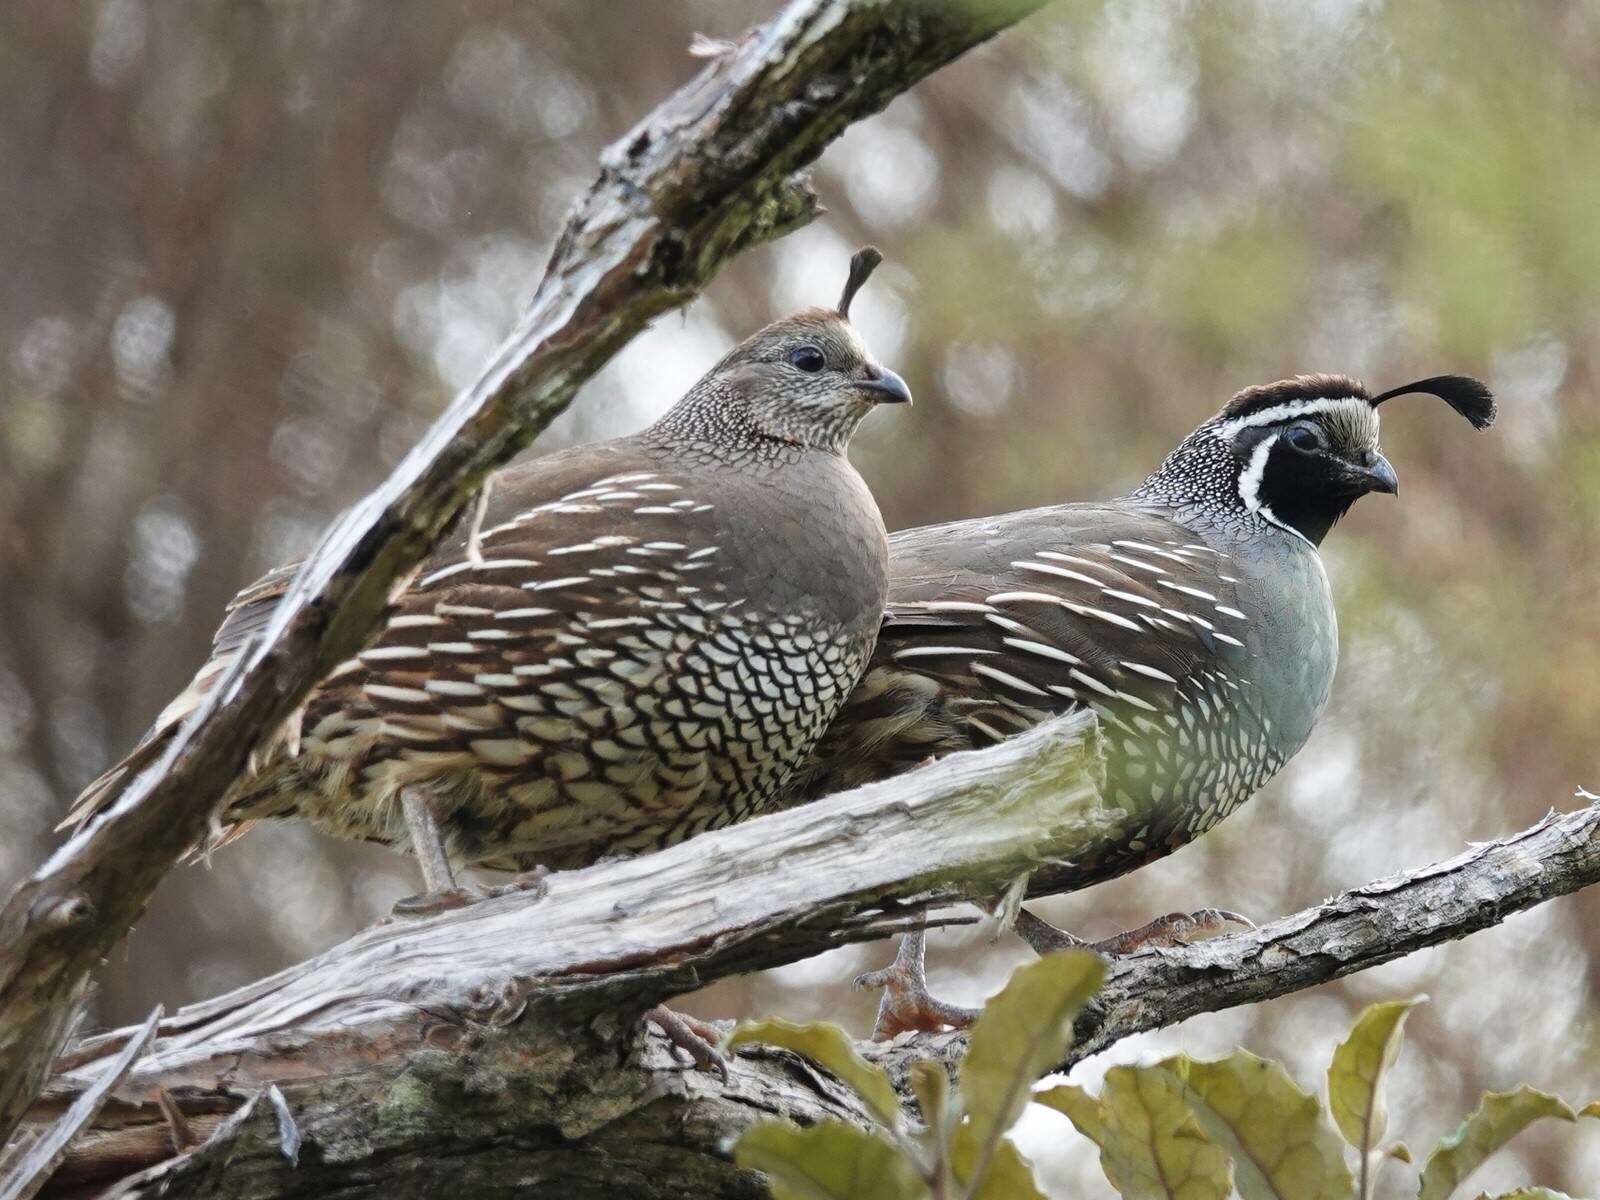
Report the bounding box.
[391,789,475,915]
[391,791,551,917]
[1015,906,1255,956]
[647,1006,729,1079]
[854,908,1255,1040]
[854,929,981,1038]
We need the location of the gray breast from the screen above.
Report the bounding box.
[1096,523,1336,855]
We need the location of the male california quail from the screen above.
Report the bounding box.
[68,250,909,908]
[794,372,1494,1034]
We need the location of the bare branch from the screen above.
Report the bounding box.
[871,799,1600,1080]
[19,730,1600,1197]
[28,713,1105,1198]
[45,714,1103,1098]
[0,0,1052,1144]
[1063,799,1600,1068]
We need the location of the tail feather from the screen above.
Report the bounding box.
[59,560,299,838]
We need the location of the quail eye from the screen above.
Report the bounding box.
[1287,426,1323,453]
[786,345,826,373]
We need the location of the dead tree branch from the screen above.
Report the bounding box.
[29,713,1107,1198]
[19,723,1600,1198]
[0,0,1051,1146]
[877,798,1600,1081]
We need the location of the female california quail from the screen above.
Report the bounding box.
[794,372,1495,1034]
[68,250,910,905]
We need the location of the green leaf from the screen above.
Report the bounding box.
[1043,1081,1111,1148]
[958,950,1105,1156]
[909,1060,950,1132]
[733,1120,928,1200]
[1161,1052,1353,1200]
[1328,997,1425,1153]
[1419,1087,1578,1200]
[1038,1072,1233,1200]
[950,1123,1048,1200]
[728,1018,902,1129]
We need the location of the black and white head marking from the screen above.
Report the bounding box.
[1134,372,1494,548]
[1214,387,1383,545]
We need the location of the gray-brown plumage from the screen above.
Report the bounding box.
[799,374,1493,880]
[802,372,1495,1034]
[68,250,910,890]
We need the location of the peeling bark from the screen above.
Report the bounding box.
[32,713,1106,1198]
[20,742,1600,1198]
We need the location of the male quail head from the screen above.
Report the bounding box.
[67,250,911,898]
[798,371,1494,1035]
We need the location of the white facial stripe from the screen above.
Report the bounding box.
[1236,436,1275,516]
[1210,396,1374,440]
[1236,433,1314,547]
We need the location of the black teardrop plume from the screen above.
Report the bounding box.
[1368,375,1496,429]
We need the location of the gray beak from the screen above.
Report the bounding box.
[859,365,912,405]
[1363,450,1399,495]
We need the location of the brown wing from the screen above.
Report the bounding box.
[288,456,731,795]
[62,437,701,832]
[795,503,1252,797]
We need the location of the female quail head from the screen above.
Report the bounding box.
[645,247,910,456]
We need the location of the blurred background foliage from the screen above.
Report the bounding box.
[1,0,1596,1193]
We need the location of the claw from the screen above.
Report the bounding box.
[647,1005,729,1079]
[1016,905,1254,957]
[387,867,553,921]
[855,930,980,1039]
[388,887,478,918]
[482,866,552,900]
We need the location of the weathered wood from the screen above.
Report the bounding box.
[31,712,1107,1198]
[0,0,1053,1146]
[0,1010,159,1200]
[24,763,1600,1198]
[877,798,1600,1081]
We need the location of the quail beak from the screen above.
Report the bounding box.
[1360,450,1399,496]
[857,364,913,405]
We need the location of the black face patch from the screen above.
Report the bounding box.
[1237,405,1387,545]
[1254,433,1365,545]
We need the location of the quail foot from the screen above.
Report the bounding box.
[798,372,1495,1035]
[67,248,911,1064]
